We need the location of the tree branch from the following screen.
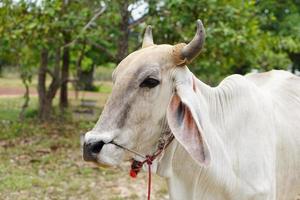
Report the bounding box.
[61,78,77,85]
[46,68,55,78]
[47,49,61,99]
[82,5,107,32]
[63,5,107,48]
[128,14,148,29]
[86,39,117,62]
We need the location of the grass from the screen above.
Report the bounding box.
[0,97,38,121]
[0,119,168,200]
[94,65,115,82]
[0,76,24,88]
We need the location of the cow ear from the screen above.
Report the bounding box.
[167,83,211,166]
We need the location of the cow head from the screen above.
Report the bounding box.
[83,20,211,167]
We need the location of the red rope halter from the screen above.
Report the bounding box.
[128,135,174,200]
[111,132,174,200]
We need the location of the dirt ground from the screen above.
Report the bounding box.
[0,131,169,200]
[0,83,105,99]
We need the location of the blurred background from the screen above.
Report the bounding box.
[0,0,299,199]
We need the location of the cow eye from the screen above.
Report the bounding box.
[140,77,160,88]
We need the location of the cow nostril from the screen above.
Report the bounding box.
[83,141,106,162]
[90,141,105,154]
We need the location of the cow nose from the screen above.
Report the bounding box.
[83,141,105,162]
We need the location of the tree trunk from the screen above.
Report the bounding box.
[75,42,86,91]
[234,64,249,75]
[116,0,130,62]
[78,64,95,91]
[39,98,53,121]
[60,34,70,109]
[289,52,300,74]
[48,49,62,100]
[19,76,30,121]
[37,48,61,121]
[74,44,85,99]
[37,49,52,121]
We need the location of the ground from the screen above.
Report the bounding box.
[0,76,168,200]
[0,123,168,200]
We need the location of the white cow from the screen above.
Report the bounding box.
[83,20,300,199]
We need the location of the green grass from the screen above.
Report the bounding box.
[94,66,115,82]
[0,97,39,121]
[97,82,113,93]
[0,120,168,200]
[0,76,24,88]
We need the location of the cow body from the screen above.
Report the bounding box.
[156,70,300,200]
[83,20,300,200]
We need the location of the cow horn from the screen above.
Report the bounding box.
[142,25,154,48]
[175,19,205,65]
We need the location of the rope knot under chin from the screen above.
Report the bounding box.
[127,134,174,200]
[146,155,154,165]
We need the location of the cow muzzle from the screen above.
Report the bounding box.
[83,140,105,162]
[82,130,125,166]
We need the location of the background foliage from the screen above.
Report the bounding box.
[0,0,299,117]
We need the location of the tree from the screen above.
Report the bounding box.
[0,0,106,120]
[1,0,298,122]
[0,1,37,119]
[76,0,149,89]
[257,0,300,74]
[144,0,292,84]
[58,0,105,109]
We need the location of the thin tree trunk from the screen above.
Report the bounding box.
[37,48,62,121]
[75,42,86,99]
[19,76,30,121]
[48,49,61,100]
[38,49,51,121]
[60,0,70,110]
[78,64,95,90]
[116,0,130,62]
[60,34,70,109]
[289,52,300,74]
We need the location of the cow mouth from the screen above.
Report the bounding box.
[83,140,126,167]
[83,141,105,162]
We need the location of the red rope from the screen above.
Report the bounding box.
[129,135,174,200]
[130,155,154,200]
[147,162,152,200]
